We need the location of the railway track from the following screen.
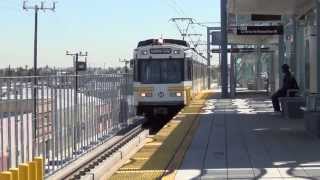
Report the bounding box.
[47,114,175,180]
[62,123,146,180]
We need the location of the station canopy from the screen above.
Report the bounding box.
[228,0,312,16]
[227,0,313,45]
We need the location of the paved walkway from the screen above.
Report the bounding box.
[176,97,320,180]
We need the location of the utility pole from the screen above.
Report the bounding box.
[66,51,88,78]
[66,51,88,152]
[119,58,130,125]
[23,1,56,157]
[119,59,130,74]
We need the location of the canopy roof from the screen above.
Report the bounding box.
[228,0,313,16]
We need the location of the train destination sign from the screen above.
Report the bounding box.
[237,25,283,35]
[150,48,172,54]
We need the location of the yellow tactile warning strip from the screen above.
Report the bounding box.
[109,92,212,180]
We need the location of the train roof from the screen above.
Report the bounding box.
[137,39,189,48]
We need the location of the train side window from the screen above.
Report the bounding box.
[193,62,196,80]
[195,62,199,79]
[187,60,192,81]
[137,60,142,82]
[184,60,187,81]
[133,60,137,81]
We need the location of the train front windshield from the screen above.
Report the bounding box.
[139,59,183,84]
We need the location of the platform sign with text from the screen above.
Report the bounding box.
[211,31,221,45]
[237,26,283,35]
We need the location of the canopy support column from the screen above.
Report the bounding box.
[221,0,229,97]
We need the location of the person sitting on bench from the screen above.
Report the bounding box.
[271,64,299,112]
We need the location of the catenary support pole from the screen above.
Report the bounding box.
[207,27,211,89]
[66,51,88,151]
[220,0,229,97]
[230,46,236,97]
[23,0,56,157]
[278,34,285,88]
[316,0,320,92]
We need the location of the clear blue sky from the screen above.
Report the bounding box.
[0,0,220,68]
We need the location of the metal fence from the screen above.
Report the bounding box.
[0,74,135,175]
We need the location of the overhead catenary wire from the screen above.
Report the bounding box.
[164,0,209,50]
[169,0,188,17]
[164,0,184,16]
[162,0,199,38]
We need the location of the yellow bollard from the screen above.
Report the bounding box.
[0,171,12,180]
[9,168,19,180]
[18,163,30,180]
[33,157,43,180]
[29,161,37,180]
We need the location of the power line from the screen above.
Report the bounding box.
[187,33,203,48]
[169,0,187,17]
[164,0,207,50]
[169,17,194,40]
[168,0,205,45]
[163,0,183,16]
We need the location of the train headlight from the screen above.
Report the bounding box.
[141,50,148,55]
[169,92,183,97]
[173,50,180,54]
[158,38,164,44]
[140,92,152,97]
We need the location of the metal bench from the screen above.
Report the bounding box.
[279,89,305,119]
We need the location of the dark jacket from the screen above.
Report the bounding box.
[280,72,299,96]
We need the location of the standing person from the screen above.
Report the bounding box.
[271,64,299,112]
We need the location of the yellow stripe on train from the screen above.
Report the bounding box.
[133,87,154,92]
[167,86,192,92]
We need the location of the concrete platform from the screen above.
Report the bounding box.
[176,97,320,180]
[110,92,212,180]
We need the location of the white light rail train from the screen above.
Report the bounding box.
[132,38,208,117]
